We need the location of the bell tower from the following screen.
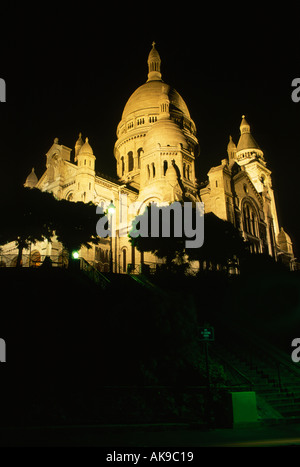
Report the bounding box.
[236,115,279,237]
[75,136,96,202]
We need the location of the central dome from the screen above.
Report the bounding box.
[122,81,191,121]
[114,43,198,185]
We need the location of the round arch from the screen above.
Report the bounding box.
[136,196,163,216]
[65,191,74,201]
[121,246,128,273]
[30,249,41,267]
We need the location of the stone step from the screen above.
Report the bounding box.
[263,393,294,400]
[270,399,299,407]
[281,409,300,417]
[272,404,300,414]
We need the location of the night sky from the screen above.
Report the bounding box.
[1,6,300,256]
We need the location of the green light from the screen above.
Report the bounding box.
[107,200,116,216]
[72,251,80,260]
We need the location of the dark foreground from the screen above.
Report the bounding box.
[1,266,300,452]
[1,420,300,447]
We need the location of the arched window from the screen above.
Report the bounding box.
[250,211,256,236]
[243,204,251,233]
[242,201,258,237]
[163,160,168,176]
[152,162,156,178]
[30,250,41,268]
[128,151,134,172]
[121,156,125,176]
[147,164,150,179]
[122,248,127,273]
[137,148,143,168]
[183,163,186,178]
[186,165,190,180]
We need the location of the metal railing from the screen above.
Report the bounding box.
[211,310,300,393]
[78,257,111,290]
[210,345,254,391]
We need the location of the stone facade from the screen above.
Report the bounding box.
[1,43,295,271]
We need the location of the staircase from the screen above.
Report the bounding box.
[212,322,300,423]
[75,262,300,422]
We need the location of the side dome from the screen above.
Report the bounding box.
[236,116,263,154]
[79,137,93,155]
[277,227,293,254]
[143,118,188,155]
[24,168,38,188]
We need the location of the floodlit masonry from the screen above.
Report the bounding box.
[0,43,295,272]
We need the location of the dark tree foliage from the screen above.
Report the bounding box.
[187,212,248,269]
[129,205,247,272]
[129,203,187,268]
[0,186,56,267]
[54,198,101,263]
[0,186,104,266]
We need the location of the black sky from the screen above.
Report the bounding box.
[1,5,300,256]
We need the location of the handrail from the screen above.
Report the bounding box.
[79,257,111,290]
[210,345,254,391]
[242,331,300,379]
[211,310,300,383]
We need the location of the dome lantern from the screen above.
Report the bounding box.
[75,132,84,160]
[240,115,250,134]
[147,42,162,82]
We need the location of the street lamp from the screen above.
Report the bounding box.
[107,200,116,216]
[107,200,116,273]
[72,250,80,260]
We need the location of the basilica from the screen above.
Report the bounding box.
[1,43,295,271]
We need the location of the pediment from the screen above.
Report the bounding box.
[233,170,263,208]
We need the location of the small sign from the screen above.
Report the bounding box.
[199,326,214,342]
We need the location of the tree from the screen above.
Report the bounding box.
[0,185,104,267]
[0,187,56,267]
[129,206,247,274]
[187,212,248,272]
[128,203,186,271]
[53,199,102,265]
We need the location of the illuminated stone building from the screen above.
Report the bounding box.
[200,117,293,261]
[1,43,295,271]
